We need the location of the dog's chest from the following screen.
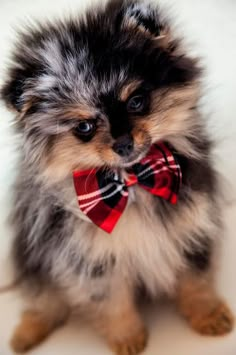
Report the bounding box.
[59,187,184,300]
[109,188,182,294]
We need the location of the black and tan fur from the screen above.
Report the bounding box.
[1,0,234,354]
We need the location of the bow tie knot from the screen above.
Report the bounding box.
[126,174,138,187]
[73,143,182,233]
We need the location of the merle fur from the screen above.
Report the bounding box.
[184,237,212,272]
[2,0,198,138]
[1,0,217,299]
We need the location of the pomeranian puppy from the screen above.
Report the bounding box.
[1,0,234,354]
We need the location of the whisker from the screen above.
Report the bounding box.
[84,167,96,192]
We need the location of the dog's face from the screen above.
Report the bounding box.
[2,0,200,182]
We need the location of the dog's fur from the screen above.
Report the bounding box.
[1,0,234,354]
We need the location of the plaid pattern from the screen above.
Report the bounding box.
[73,142,182,233]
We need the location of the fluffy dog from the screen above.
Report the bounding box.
[1,0,234,353]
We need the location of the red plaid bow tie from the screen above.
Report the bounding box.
[73,143,181,233]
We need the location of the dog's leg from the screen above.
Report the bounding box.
[94,286,147,355]
[10,290,69,353]
[176,241,234,336]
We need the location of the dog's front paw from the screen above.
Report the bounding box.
[191,302,234,336]
[11,331,36,354]
[10,311,52,353]
[109,327,148,355]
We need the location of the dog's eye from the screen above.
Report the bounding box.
[126,95,146,113]
[74,121,96,140]
[77,121,94,134]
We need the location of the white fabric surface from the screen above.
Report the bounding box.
[0,0,236,354]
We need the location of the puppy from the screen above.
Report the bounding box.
[1,0,234,354]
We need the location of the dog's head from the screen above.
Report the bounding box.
[2,0,200,183]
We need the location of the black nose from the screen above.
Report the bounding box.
[112,134,134,157]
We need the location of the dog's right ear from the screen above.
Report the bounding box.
[1,32,40,114]
[1,67,28,112]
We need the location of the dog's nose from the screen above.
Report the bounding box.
[112,134,134,157]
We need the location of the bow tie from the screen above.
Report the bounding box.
[73,143,182,233]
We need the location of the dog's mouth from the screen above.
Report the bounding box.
[120,154,146,168]
[101,139,152,170]
[117,145,151,168]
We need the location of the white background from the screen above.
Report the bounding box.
[0,0,236,354]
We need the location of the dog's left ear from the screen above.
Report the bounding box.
[122,1,175,50]
[123,2,163,36]
[123,1,200,84]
